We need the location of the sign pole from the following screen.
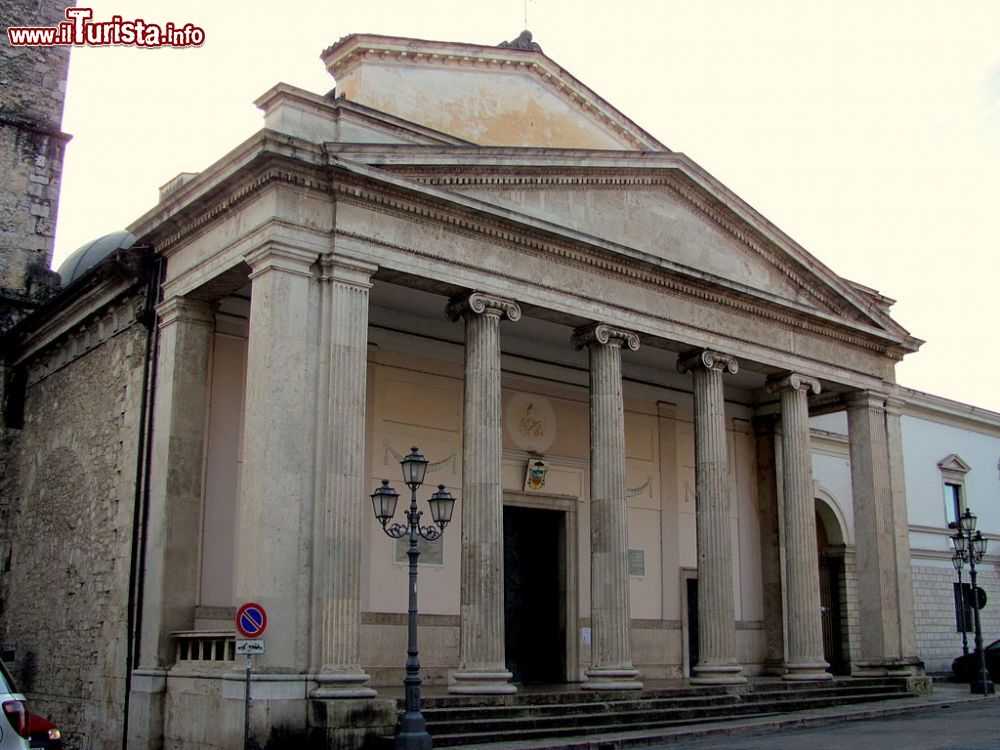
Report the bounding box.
[235,602,268,750]
[243,653,252,750]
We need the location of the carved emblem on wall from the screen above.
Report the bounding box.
[506,393,557,453]
[524,459,549,491]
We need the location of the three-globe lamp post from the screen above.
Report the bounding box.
[370,447,457,750]
[949,508,994,695]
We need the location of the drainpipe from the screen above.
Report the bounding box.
[122,249,163,750]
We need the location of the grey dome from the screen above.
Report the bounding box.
[57,230,137,287]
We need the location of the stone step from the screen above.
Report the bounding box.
[424,689,906,740]
[372,680,918,747]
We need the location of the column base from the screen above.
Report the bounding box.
[853,658,922,678]
[690,664,747,685]
[782,662,833,681]
[448,669,517,695]
[311,670,377,699]
[582,667,643,691]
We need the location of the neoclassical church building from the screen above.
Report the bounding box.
[3,30,997,750]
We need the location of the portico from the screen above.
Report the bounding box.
[122,32,925,749]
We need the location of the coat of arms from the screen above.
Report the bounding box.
[524,459,549,491]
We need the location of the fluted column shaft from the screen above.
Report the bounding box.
[313,256,377,697]
[573,324,642,690]
[447,292,519,695]
[768,373,830,681]
[678,350,746,685]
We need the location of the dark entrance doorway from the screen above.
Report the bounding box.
[503,505,566,683]
[818,552,846,674]
[686,577,699,674]
[816,508,847,675]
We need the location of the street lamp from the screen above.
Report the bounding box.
[951,550,970,658]
[370,447,457,750]
[949,508,994,695]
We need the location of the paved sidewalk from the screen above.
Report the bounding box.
[446,682,998,750]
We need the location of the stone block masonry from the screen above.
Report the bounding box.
[0,0,74,330]
[911,562,1000,674]
[1,303,147,749]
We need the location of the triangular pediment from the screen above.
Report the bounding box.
[328,145,915,340]
[321,34,665,151]
[938,454,972,474]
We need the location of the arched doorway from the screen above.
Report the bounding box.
[815,496,849,675]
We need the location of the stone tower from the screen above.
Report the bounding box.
[0,0,74,331]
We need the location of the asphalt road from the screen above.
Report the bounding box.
[664,698,1000,750]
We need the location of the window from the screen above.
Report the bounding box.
[944,482,963,527]
[937,454,971,527]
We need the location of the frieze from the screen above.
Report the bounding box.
[25,294,143,388]
[155,166,331,253]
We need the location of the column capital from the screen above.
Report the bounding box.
[245,242,318,280]
[155,296,214,330]
[766,372,821,396]
[844,389,889,411]
[319,253,377,288]
[446,291,521,322]
[571,323,639,352]
[677,349,738,376]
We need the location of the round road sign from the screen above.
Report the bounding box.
[236,602,268,638]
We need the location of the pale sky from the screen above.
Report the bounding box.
[52,1,1000,411]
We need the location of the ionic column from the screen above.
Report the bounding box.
[677,350,746,685]
[767,373,831,681]
[236,243,319,672]
[846,391,919,675]
[446,291,519,695]
[572,323,643,691]
[312,255,377,698]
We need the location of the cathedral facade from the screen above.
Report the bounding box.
[3,30,996,750]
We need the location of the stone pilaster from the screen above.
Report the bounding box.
[312,255,377,698]
[236,243,319,673]
[753,414,785,675]
[677,350,746,685]
[446,291,520,695]
[846,391,920,676]
[129,296,214,747]
[767,373,831,681]
[572,323,643,690]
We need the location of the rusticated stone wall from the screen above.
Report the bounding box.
[912,562,1000,675]
[1,298,147,748]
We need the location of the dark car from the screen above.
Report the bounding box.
[952,638,1000,681]
[26,714,61,750]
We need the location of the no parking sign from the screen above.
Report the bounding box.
[236,602,268,639]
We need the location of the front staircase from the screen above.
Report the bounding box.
[380,678,916,748]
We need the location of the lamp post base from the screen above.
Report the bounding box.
[396,713,433,750]
[970,675,995,695]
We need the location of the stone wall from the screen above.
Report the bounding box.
[912,561,1000,675]
[0,0,73,330]
[1,295,147,747]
